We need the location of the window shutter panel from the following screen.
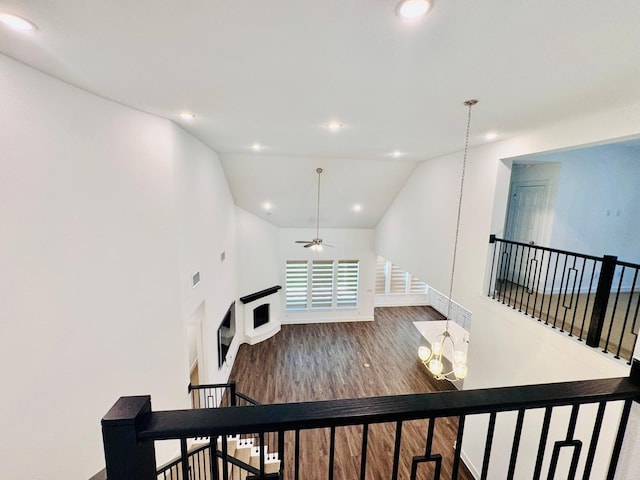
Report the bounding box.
[311,260,334,308]
[337,260,359,308]
[375,256,387,294]
[409,275,427,294]
[286,261,308,309]
[389,264,408,294]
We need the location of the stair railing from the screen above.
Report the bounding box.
[102,362,640,480]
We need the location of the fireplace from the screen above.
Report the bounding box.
[240,285,282,345]
[253,303,269,329]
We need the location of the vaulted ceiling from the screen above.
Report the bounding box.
[2,0,639,228]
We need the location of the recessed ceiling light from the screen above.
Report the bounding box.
[262,202,272,210]
[0,13,37,32]
[391,150,404,158]
[396,0,433,19]
[179,112,195,120]
[326,121,343,131]
[485,132,498,141]
[353,204,362,212]
[251,143,262,151]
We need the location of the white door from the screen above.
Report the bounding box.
[502,183,548,287]
[505,183,547,245]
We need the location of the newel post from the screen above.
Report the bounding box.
[101,396,157,480]
[586,255,617,348]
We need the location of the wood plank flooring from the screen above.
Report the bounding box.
[228,306,474,480]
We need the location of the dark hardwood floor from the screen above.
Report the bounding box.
[228,306,473,480]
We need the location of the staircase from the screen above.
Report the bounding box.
[155,382,282,480]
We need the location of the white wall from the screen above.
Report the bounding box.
[171,125,238,384]
[235,207,281,340]
[0,54,238,479]
[542,144,640,263]
[375,100,640,479]
[279,228,376,323]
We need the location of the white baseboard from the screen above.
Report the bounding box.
[282,316,374,325]
[461,448,480,479]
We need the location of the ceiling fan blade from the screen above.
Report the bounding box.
[295,240,313,244]
[324,243,335,248]
[303,243,314,248]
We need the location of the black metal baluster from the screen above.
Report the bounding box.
[498,243,510,303]
[391,421,403,480]
[533,407,553,480]
[582,402,606,480]
[580,259,598,341]
[480,412,497,480]
[488,235,498,297]
[616,267,638,359]
[604,265,625,354]
[518,245,533,312]
[452,415,466,480]
[525,251,538,315]
[294,430,300,480]
[506,410,525,480]
[221,434,229,480]
[630,287,640,364]
[278,430,285,479]
[546,252,561,325]
[180,438,190,480]
[211,436,219,480]
[360,424,369,480]
[532,249,547,320]
[553,254,569,329]
[561,259,579,333]
[570,257,587,338]
[605,399,633,480]
[509,244,522,308]
[259,432,265,480]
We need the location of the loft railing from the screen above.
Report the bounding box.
[488,235,640,363]
[101,363,640,480]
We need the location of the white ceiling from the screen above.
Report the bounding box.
[2,0,640,228]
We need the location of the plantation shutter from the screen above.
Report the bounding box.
[389,264,408,294]
[337,260,359,308]
[286,260,308,309]
[311,260,334,308]
[409,275,427,294]
[375,256,387,294]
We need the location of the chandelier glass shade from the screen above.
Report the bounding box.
[418,332,468,381]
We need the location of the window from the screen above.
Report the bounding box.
[285,260,308,310]
[286,260,360,310]
[311,260,334,309]
[337,260,359,308]
[389,264,408,294]
[375,256,387,294]
[376,256,427,295]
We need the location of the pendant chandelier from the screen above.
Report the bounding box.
[418,99,477,381]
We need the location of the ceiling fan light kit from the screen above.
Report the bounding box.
[295,168,334,251]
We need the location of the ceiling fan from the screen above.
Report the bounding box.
[295,167,333,251]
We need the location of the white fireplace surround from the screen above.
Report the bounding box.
[241,287,281,345]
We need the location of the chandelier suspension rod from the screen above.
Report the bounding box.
[445,99,477,326]
[315,168,322,239]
